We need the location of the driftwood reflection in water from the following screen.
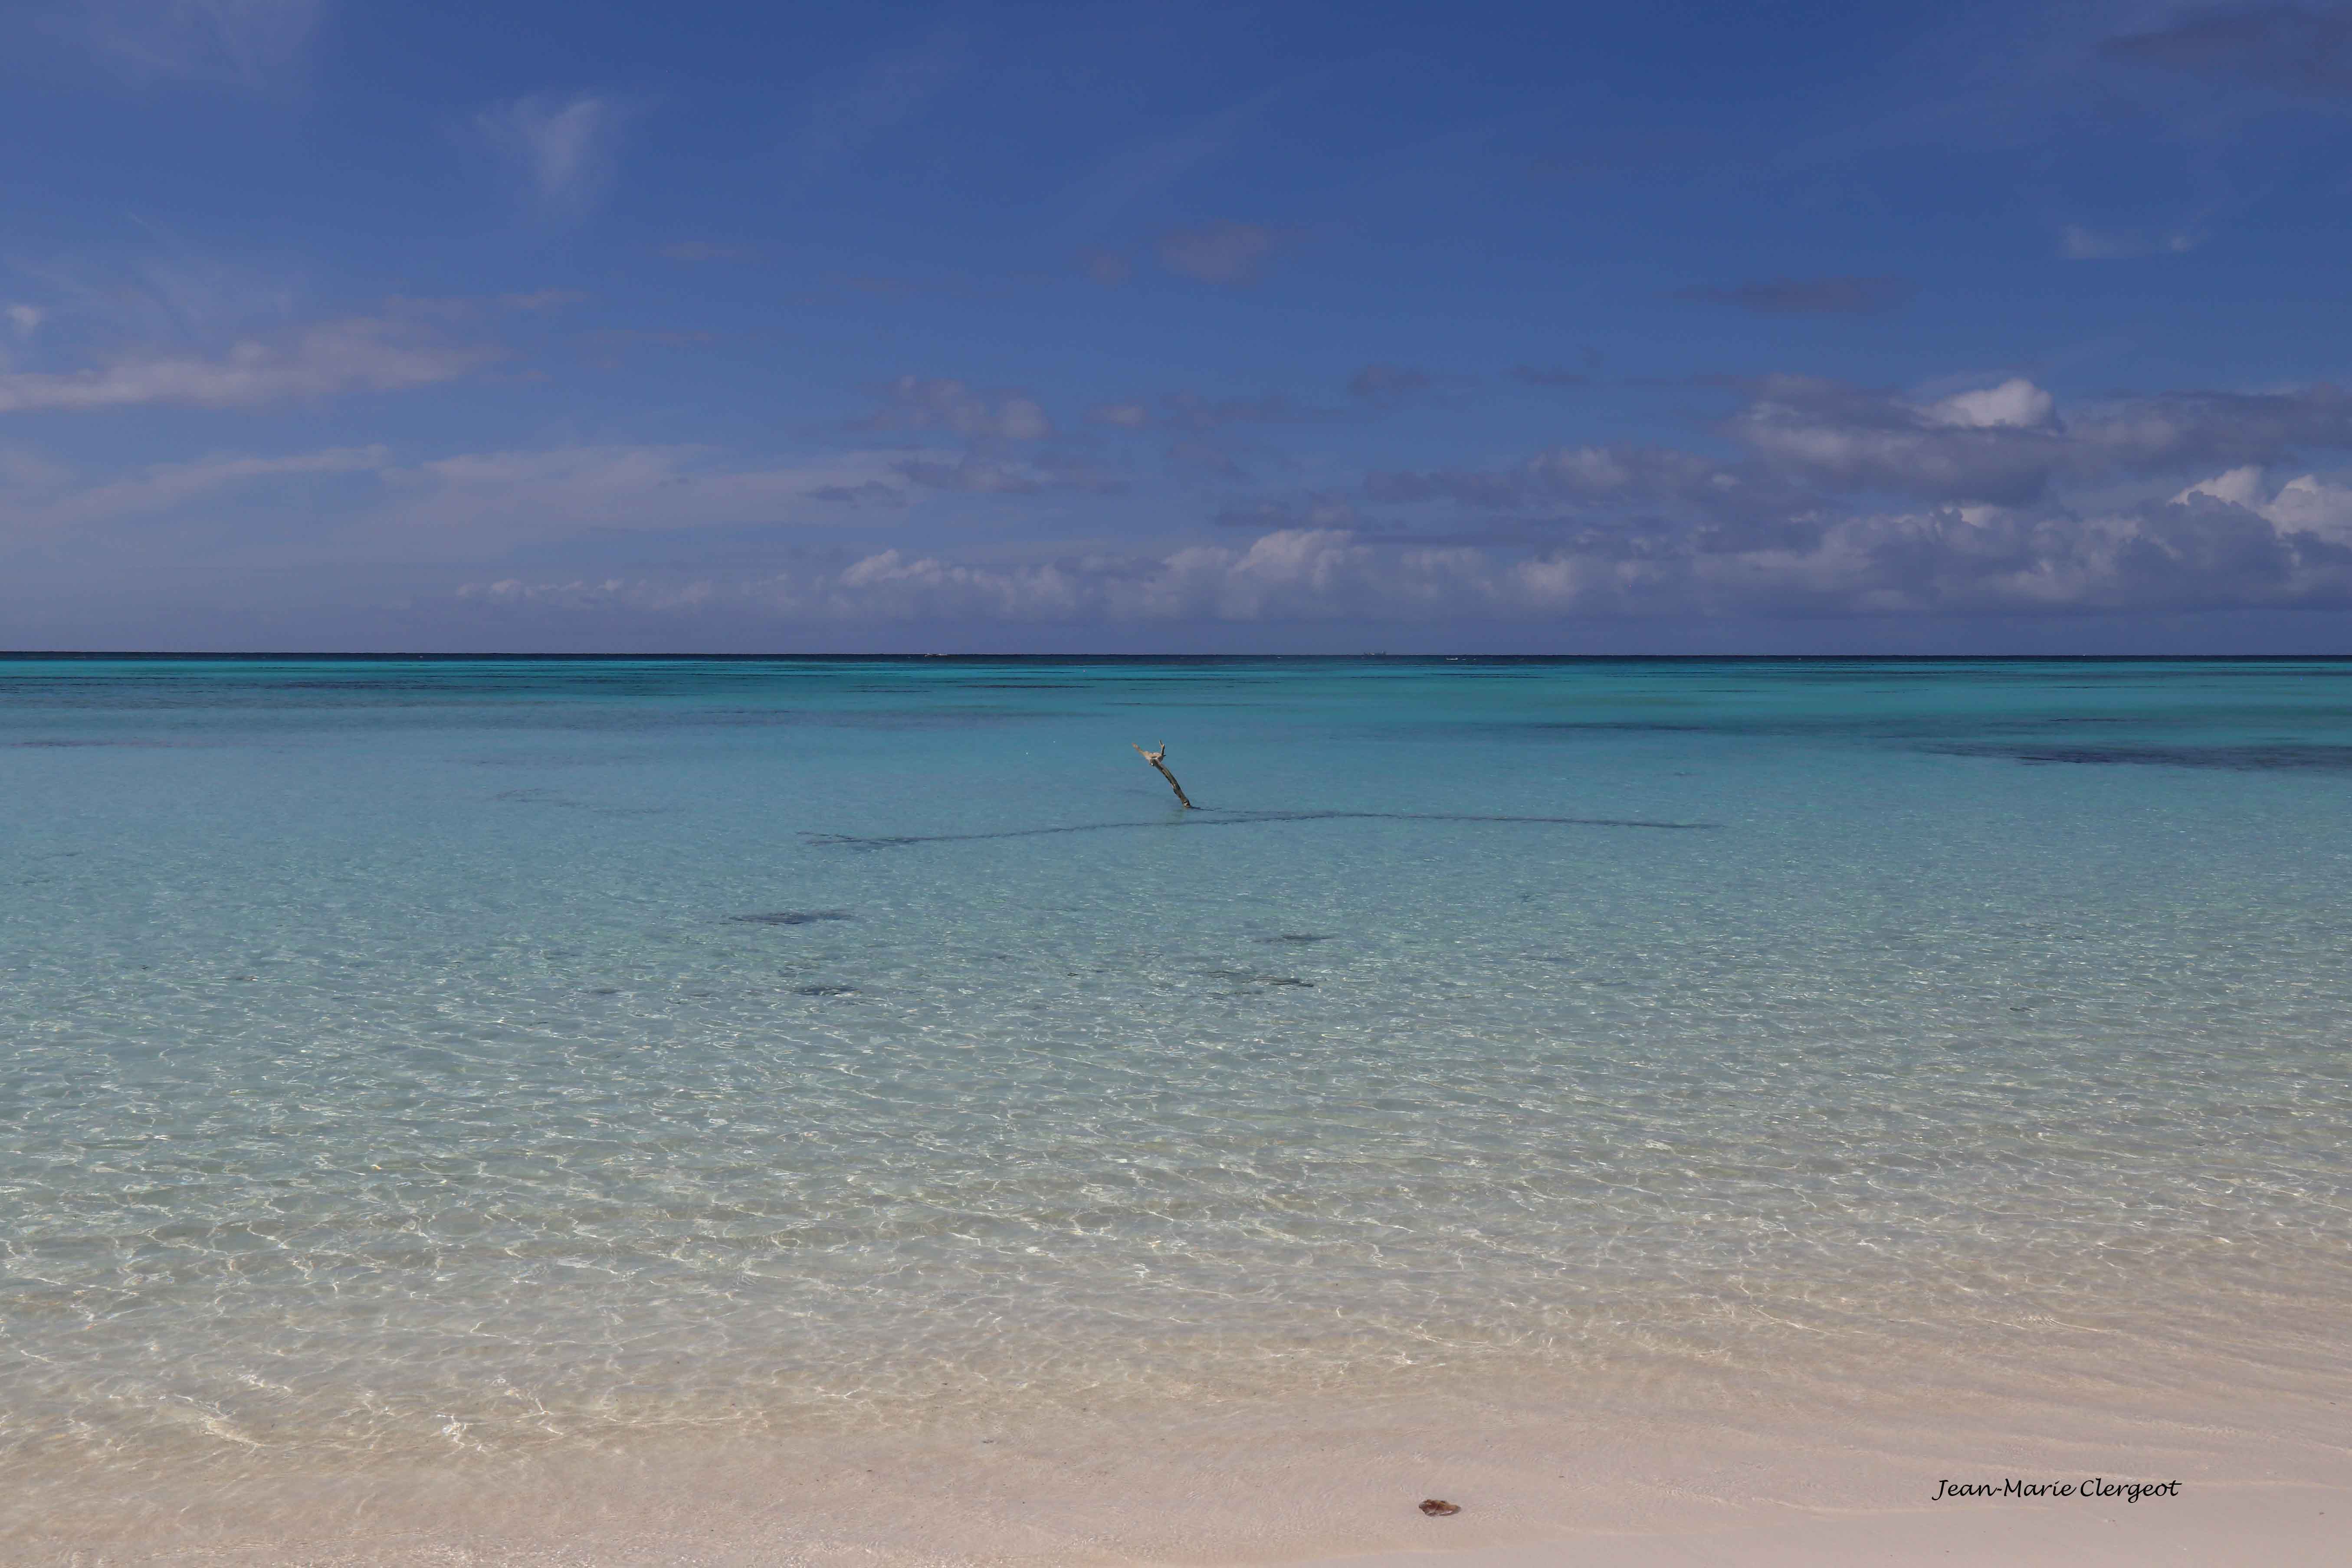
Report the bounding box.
[804,808,1717,851]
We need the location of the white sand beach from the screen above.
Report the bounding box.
[13,1358,2343,1566]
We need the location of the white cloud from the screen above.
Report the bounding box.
[2174,466,2268,508]
[476,93,625,217]
[1924,377,2055,430]
[1702,376,2352,505]
[24,430,2318,626]
[443,501,2352,627]
[73,0,322,88]
[2176,466,2352,539]
[459,530,1422,624]
[6,305,43,338]
[2264,474,2352,535]
[1722,377,2073,504]
[0,317,492,413]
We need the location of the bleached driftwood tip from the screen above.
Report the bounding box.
[1134,741,1195,809]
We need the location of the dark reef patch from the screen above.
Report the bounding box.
[463,751,657,768]
[1200,968,1315,988]
[490,787,672,815]
[791,983,859,997]
[732,910,855,926]
[6,738,180,748]
[1931,743,2352,773]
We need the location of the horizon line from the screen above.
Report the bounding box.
[4,650,2350,663]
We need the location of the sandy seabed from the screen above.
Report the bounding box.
[9,1346,2343,1568]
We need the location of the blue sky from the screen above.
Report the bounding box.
[7,0,2352,651]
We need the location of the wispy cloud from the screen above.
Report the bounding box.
[0,438,915,545]
[397,444,910,538]
[1677,276,1916,315]
[1507,364,1591,387]
[1076,249,1133,286]
[896,450,1122,496]
[0,443,75,492]
[381,289,587,323]
[2102,5,2352,99]
[785,32,962,178]
[71,0,323,88]
[2058,223,2205,260]
[1370,442,1753,516]
[1346,364,1435,406]
[856,376,1051,440]
[1162,389,1320,430]
[0,317,493,413]
[1213,493,1359,530]
[476,93,628,218]
[1056,83,1295,236]
[1158,221,1289,286]
[3,444,387,531]
[5,252,301,350]
[1079,368,1429,436]
[659,241,754,263]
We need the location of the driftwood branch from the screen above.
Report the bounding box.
[1134,741,1195,809]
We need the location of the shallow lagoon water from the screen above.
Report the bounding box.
[2,657,2349,1551]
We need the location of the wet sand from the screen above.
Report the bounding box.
[12,1365,2342,1566]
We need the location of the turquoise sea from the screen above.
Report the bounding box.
[3,656,2349,1557]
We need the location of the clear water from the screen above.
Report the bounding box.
[3,657,2349,1524]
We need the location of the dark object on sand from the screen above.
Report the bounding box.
[1133,742,1194,809]
[1419,1499,1460,1516]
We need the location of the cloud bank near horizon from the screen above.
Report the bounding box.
[10,4,2352,649]
[11,364,2352,638]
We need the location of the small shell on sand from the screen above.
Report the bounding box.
[1418,1499,1460,1516]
